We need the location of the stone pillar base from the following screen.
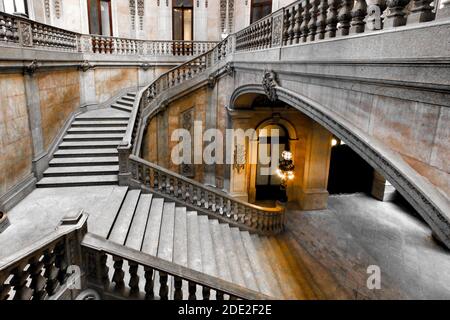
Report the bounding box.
[371,171,396,201]
[298,189,329,211]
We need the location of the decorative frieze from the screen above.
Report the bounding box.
[54,0,62,19]
[130,0,136,30]
[138,0,145,31]
[180,108,195,178]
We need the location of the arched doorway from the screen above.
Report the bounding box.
[255,123,289,201]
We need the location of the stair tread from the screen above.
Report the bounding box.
[44,165,119,175]
[198,215,218,277]
[141,198,165,256]
[108,190,141,245]
[64,133,124,140]
[157,202,176,262]
[219,224,246,287]
[37,175,118,186]
[49,157,118,165]
[89,187,128,238]
[125,194,153,251]
[116,100,134,106]
[230,227,259,292]
[68,127,126,133]
[242,232,280,297]
[76,108,130,119]
[173,207,188,267]
[187,211,202,272]
[72,120,128,126]
[59,141,121,148]
[259,236,299,299]
[209,220,233,282]
[54,149,118,156]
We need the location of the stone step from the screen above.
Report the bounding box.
[219,224,246,287]
[89,187,128,238]
[241,232,278,297]
[187,211,202,272]
[157,202,176,262]
[122,96,135,102]
[126,194,153,251]
[230,227,259,292]
[67,127,126,134]
[127,92,137,97]
[71,120,129,127]
[259,236,299,299]
[75,115,130,121]
[53,148,118,158]
[209,220,233,282]
[63,133,124,141]
[36,175,118,188]
[116,99,134,107]
[43,165,119,177]
[173,207,188,267]
[108,190,141,245]
[198,215,218,277]
[49,157,118,167]
[141,198,165,256]
[59,141,120,149]
[111,104,133,113]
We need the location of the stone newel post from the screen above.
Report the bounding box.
[117,141,132,186]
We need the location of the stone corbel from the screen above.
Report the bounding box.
[79,60,94,72]
[224,62,235,77]
[262,70,279,102]
[208,72,218,88]
[24,60,39,75]
[141,63,152,71]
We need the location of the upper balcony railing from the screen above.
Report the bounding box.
[235,0,450,52]
[0,11,217,56]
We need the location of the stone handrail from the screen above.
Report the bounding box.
[235,0,449,52]
[82,233,272,300]
[0,11,218,56]
[127,155,285,235]
[0,212,88,300]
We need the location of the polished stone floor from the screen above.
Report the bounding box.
[1,188,449,299]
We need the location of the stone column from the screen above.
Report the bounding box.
[203,84,218,186]
[298,122,332,210]
[371,171,396,201]
[24,71,46,179]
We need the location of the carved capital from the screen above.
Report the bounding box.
[262,70,279,102]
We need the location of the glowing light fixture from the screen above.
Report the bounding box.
[277,150,295,202]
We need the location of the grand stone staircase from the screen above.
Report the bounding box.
[37,92,136,187]
[87,187,318,299]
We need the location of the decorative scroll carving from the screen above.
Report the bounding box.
[271,12,284,47]
[225,62,234,77]
[180,108,195,178]
[18,21,32,47]
[262,70,278,102]
[79,60,94,72]
[24,60,39,75]
[366,4,383,30]
[141,63,152,71]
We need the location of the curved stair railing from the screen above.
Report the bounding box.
[118,35,286,235]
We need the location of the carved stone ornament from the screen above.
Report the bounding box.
[225,62,234,77]
[79,60,94,72]
[208,73,218,88]
[262,70,279,102]
[233,143,246,173]
[141,63,151,71]
[24,60,39,75]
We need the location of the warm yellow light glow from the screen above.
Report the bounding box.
[341,140,346,145]
[282,150,293,160]
[287,171,294,180]
[331,138,338,146]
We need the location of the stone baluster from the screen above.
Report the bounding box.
[216,291,224,300]
[29,255,47,300]
[337,0,354,36]
[384,0,411,28]
[202,286,211,300]
[300,0,311,42]
[408,0,435,23]
[0,273,11,300]
[144,267,154,299]
[10,264,33,300]
[283,10,290,46]
[308,0,319,42]
[350,0,368,33]
[294,3,303,44]
[316,0,330,39]
[159,272,169,300]
[174,277,183,300]
[188,282,197,300]
[43,248,59,296]
[128,261,140,297]
[288,6,297,44]
[54,241,68,285]
[112,256,125,294]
